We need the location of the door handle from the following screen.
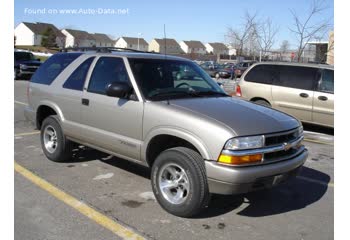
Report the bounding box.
[82,98,89,106]
[318,96,328,101]
[299,93,309,98]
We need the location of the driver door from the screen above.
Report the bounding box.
[80,56,144,161]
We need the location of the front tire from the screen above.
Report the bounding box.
[40,116,73,162]
[151,147,210,217]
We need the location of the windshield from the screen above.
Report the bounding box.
[128,58,227,101]
[15,52,36,61]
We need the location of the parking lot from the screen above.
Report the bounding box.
[14,80,333,240]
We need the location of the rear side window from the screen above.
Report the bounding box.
[31,53,82,85]
[319,69,334,93]
[275,66,318,91]
[244,65,276,84]
[88,57,130,95]
[63,57,94,91]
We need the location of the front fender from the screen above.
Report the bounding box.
[141,126,212,162]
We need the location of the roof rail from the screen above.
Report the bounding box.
[60,47,159,54]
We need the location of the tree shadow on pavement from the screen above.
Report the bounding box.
[196,166,331,219]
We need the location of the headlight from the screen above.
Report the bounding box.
[224,135,264,150]
[20,64,27,69]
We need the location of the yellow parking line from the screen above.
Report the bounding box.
[15,100,28,106]
[303,138,334,146]
[297,176,334,188]
[15,131,40,137]
[14,162,145,240]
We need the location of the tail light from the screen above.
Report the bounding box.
[236,84,242,97]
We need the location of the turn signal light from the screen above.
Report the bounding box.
[218,154,262,165]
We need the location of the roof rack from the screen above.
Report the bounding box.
[60,47,159,54]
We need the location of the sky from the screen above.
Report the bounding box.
[14,0,334,49]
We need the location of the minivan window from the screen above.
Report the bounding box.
[274,65,317,91]
[88,57,130,95]
[244,65,276,84]
[63,57,95,91]
[319,69,334,93]
[31,53,82,85]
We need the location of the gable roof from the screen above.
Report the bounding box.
[92,33,114,43]
[120,37,148,46]
[207,42,228,51]
[183,40,205,49]
[153,38,180,47]
[64,29,95,40]
[22,22,65,38]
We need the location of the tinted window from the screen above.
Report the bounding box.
[319,69,334,93]
[275,66,317,90]
[63,57,94,91]
[88,57,130,95]
[15,52,35,61]
[244,65,276,84]
[31,53,82,85]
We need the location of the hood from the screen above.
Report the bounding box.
[15,60,41,67]
[168,97,300,136]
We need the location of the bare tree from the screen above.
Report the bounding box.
[226,11,258,56]
[289,0,331,62]
[280,40,290,53]
[256,18,279,57]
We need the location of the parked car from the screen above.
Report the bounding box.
[236,62,334,127]
[14,50,41,80]
[234,61,256,78]
[200,63,231,79]
[25,49,307,217]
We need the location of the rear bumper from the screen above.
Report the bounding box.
[205,149,308,195]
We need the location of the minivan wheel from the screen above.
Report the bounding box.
[151,147,210,217]
[40,116,72,162]
[254,99,271,107]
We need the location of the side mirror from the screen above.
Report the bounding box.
[106,82,132,99]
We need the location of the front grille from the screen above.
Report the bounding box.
[265,129,298,146]
[264,148,299,162]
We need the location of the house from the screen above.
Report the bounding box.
[205,42,229,55]
[179,40,206,54]
[115,37,149,51]
[148,38,183,54]
[14,22,66,47]
[61,29,96,48]
[92,33,114,47]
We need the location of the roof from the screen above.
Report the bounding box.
[92,33,114,43]
[63,29,95,40]
[22,22,65,38]
[207,42,228,51]
[119,37,148,46]
[153,38,180,47]
[183,40,205,49]
[254,61,334,69]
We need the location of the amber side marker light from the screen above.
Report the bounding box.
[218,154,263,165]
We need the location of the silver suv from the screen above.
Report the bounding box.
[25,48,308,217]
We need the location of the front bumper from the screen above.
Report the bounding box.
[205,149,308,195]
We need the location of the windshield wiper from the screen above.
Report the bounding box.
[195,90,230,97]
[149,90,203,98]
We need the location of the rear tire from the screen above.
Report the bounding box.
[151,147,210,217]
[40,116,73,162]
[254,99,271,107]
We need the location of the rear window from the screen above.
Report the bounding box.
[244,65,276,84]
[63,57,94,91]
[31,53,82,85]
[274,65,318,91]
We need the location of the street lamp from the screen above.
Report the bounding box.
[137,33,142,50]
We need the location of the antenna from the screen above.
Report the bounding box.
[163,24,167,57]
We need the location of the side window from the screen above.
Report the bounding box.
[244,65,276,84]
[88,57,130,95]
[63,57,94,91]
[31,53,82,85]
[275,66,317,91]
[319,69,334,93]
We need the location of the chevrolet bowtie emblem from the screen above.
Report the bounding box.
[283,142,292,151]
